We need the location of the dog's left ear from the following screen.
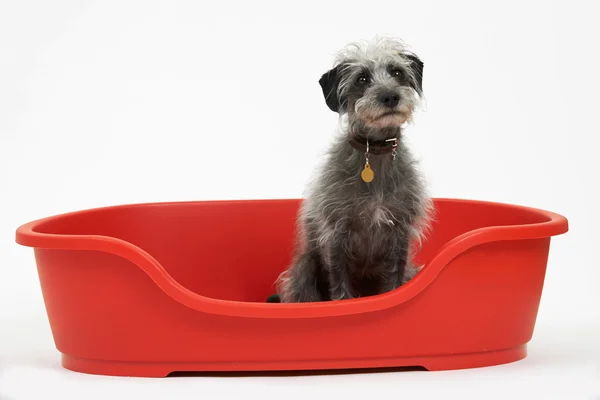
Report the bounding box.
[319,65,342,113]
[405,54,424,94]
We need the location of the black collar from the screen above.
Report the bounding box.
[348,132,399,155]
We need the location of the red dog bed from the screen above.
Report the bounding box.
[15,198,568,377]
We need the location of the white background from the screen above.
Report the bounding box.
[1,0,599,398]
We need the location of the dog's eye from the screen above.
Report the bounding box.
[391,69,403,77]
[356,75,368,85]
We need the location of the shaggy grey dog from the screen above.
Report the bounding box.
[276,37,432,302]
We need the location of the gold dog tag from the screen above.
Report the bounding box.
[361,162,374,183]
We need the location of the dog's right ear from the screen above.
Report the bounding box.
[319,65,342,113]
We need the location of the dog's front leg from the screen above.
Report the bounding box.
[328,265,353,300]
[379,235,410,294]
[325,240,354,301]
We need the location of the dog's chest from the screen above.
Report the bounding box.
[371,205,397,228]
[356,199,404,228]
[346,202,403,255]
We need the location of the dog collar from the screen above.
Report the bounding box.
[348,133,399,155]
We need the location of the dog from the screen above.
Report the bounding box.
[276,37,432,303]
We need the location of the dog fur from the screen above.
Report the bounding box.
[276,37,432,302]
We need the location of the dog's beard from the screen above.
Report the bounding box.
[348,116,404,142]
[363,108,412,128]
[352,86,418,129]
[353,102,413,129]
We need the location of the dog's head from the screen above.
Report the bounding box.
[319,37,424,129]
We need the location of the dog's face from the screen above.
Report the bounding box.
[319,38,424,130]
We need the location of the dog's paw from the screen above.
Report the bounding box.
[266,294,281,303]
[402,264,423,284]
[331,293,354,301]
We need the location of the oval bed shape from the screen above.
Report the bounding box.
[15,198,568,376]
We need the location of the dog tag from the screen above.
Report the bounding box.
[361,162,374,183]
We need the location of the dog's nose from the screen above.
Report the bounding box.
[379,92,400,108]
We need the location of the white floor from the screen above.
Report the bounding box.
[1,316,598,400]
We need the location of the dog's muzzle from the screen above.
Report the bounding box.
[379,91,400,108]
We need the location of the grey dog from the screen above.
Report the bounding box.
[276,37,432,302]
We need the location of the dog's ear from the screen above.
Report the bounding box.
[319,65,342,113]
[405,54,424,94]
